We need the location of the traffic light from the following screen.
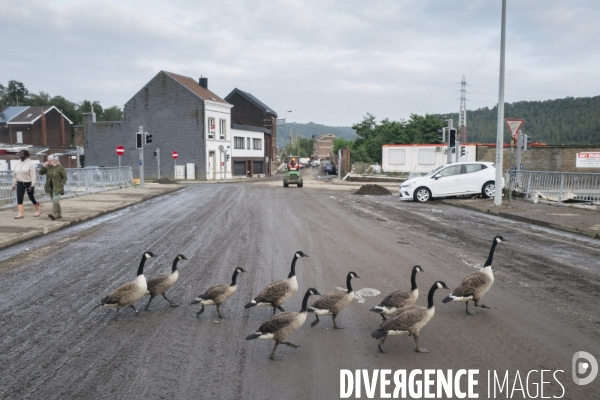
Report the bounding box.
[136,132,143,149]
[437,128,445,143]
[460,146,466,157]
[226,154,230,161]
[523,134,532,151]
[449,129,456,148]
[153,150,157,157]
[145,132,152,144]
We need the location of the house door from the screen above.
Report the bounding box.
[208,151,215,180]
[247,160,252,177]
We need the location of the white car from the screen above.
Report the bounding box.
[399,162,500,202]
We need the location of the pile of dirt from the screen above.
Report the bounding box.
[353,184,393,195]
[156,177,179,184]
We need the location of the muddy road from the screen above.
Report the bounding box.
[1,179,599,399]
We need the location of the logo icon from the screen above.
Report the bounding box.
[572,351,598,385]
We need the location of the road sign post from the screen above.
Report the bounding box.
[156,148,160,180]
[116,145,124,167]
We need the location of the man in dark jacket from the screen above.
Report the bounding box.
[39,154,67,220]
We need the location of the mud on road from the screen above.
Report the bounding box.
[0,178,598,399]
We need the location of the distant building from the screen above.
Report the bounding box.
[230,124,268,178]
[0,106,73,147]
[381,144,476,173]
[224,88,277,176]
[313,134,336,160]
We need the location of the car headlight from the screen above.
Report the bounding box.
[401,182,415,189]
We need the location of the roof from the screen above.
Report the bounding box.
[231,123,271,135]
[0,106,30,124]
[164,71,229,104]
[3,106,74,125]
[225,88,278,117]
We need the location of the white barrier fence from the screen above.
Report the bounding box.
[506,170,600,204]
[0,167,133,203]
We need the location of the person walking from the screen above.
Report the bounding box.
[39,154,67,220]
[11,149,42,219]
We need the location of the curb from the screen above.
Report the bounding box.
[0,185,186,251]
[439,200,599,239]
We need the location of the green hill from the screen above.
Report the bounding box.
[276,122,356,148]
[439,95,600,144]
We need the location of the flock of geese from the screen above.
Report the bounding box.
[93,235,506,360]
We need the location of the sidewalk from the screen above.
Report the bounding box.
[439,197,600,239]
[0,184,185,250]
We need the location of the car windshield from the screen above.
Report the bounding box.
[424,165,446,177]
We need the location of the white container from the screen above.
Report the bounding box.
[186,163,195,180]
[175,165,185,180]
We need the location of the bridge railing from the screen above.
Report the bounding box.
[505,170,600,204]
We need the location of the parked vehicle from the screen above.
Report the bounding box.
[399,162,500,202]
[322,162,336,175]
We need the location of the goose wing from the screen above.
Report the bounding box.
[452,271,491,297]
[382,306,427,332]
[254,279,290,304]
[200,284,228,301]
[380,290,413,308]
[102,281,138,305]
[146,274,169,292]
[257,311,297,334]
[311,291,346,310]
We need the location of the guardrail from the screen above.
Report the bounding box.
[0,167,133,203]
[505,170,600,204]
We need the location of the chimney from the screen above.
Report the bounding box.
[199,76,208,89]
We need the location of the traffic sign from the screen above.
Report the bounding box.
[116,145,125,156]
[172,151,178,159]
[505,119,524,139]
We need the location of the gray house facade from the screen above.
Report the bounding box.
[84,71,232,179]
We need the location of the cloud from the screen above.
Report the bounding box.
[1,0,599,126]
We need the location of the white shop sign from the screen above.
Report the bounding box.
[576,152,600,168]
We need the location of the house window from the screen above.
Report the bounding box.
[234,136,244,149]
[418,149,436,165]
[253,138,262,150]
[247,138,251,149]
[16,131,23,144]
[388,149,405,165]
[219,119,226,140]
[208,117,215,139]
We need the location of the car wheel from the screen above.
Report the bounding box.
[482,181,495,198]
[298,182,303,188]
[283,180,288,188]
[414,187,432,202]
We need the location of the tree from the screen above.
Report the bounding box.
[1,80,29,106]
[102,106,123,121]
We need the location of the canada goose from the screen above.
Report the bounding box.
[308,271,360,329]
[442,235,507,315]
[92,251,156,320]
[245,250,309,315]
[370,265,423,321]
[190,267,246,318]
[246,288,321,360]
[371,281,449,353]
[144,254,188,310]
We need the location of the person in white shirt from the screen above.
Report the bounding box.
[11,149,41,219]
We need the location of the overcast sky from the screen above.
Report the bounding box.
[2,0,599,126]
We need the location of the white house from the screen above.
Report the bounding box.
[205,99,234,180]
[230,124,269,178]
[382,143,477,173]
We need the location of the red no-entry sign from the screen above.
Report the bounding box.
[116,145,125,156]
[172,151,178,159]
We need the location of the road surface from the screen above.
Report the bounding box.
[1,177,598,399]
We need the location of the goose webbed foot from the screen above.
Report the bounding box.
[145,296,155,311]
[163,294,178,307]
[333,317,345,329]
[269,342,280,360]
[479,304,490,309]
[281,341,299,349]
[114,309,120,321]
[413,335,428,353]
[216,305,223,318]
[311,315,320,327]
[130,305,140,316]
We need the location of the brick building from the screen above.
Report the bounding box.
[84,71,233,179]
[224,88,277,176]
[313,133,336,160]
[0,106,73,146]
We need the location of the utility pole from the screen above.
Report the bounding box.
[494,0,507,206]
[156,147,161,180]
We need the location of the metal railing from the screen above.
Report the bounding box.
[1,167,133,203]
[505,170,600,204]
